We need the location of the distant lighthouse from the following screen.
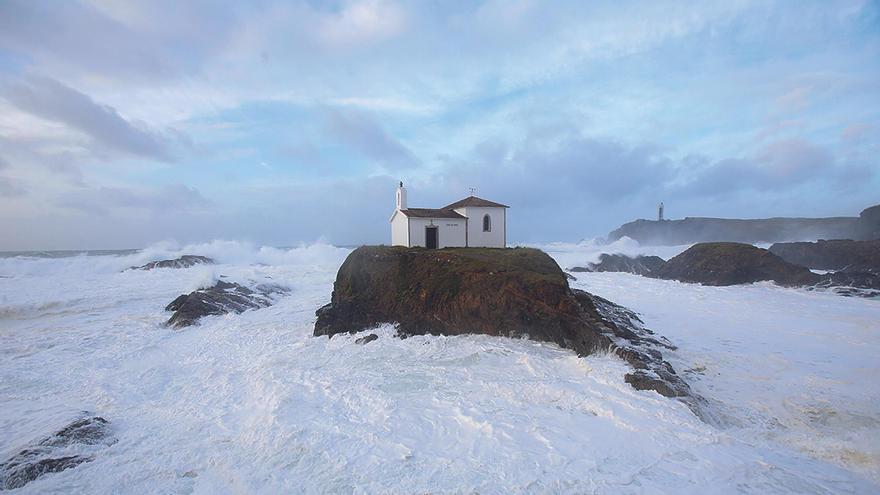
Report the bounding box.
[658,202,665,221]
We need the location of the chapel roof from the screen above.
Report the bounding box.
[443,196,510,209]
[399,208,467,219]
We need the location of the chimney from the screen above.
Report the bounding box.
[396,181,407,210]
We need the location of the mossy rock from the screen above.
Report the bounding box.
[314,246,700,403]
[654,242,819,287]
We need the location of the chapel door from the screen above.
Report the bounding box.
[425,226,439,249]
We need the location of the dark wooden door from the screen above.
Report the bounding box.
[425,226,438,249]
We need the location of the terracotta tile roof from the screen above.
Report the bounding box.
[399,208,467,219]
[443,196,509,209]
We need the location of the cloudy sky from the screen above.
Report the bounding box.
[0,0,878,250]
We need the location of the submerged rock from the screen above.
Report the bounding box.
[314,246,697,403]
[653,242,819,287]
[570,253,666,275]
[355,333,379,345]
[165,280,288,328]
[128,255,214,271]
[769,239,880,274]
[0,416,115,490]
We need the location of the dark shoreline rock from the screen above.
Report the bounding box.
[127,255,214,271]
[769,239,880,273]
[574,243,880,298]
[314,246,699,406]
[165,280,288,328]
[355,333,379,345]
[0,416,115,490]
[654,242,819,287]
[570,253,666,276]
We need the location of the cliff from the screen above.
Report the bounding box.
[607,216,859,246]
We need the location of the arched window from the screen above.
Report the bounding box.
[482,214,491,232]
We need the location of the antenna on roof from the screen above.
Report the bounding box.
[469,187,476,196]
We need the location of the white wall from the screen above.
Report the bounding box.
[390,211,409,246]
[407,217,467,248]
[455,206,506,247]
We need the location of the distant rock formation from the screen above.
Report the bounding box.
[570,253,666,276]
[0,415,115,490]
[653,242,819,287]
[127,255,214,271]
[314,246,699,403]
[855,204,880,241]
[165,280,288,328]
[606,204,880,246]
[769,239,880,274]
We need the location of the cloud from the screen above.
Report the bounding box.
[2,75,178,162]
[434,134,675,209]
[316,0,408,48]
[0,1,172,81]
[775,87,811,114]
[324,107,419,169]
[0,176,26,197]
[841,123,874,142]
[57,184,209,215]
[757,138,832,181]
[678,139,837,196]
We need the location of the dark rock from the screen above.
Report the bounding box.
[127,255,215,271]
[355,333,379,345]
[0,416,114,490]
[314,246,699,406]
[855,204,880,240]
[653,242,819,287]
[165,280,288,328]
[571,253,666,275]
[769,239,880,273]
[811,271,880,298]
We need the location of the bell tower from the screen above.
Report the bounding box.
[396,181,407,210]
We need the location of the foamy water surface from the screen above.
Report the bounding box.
[0,239,878,493]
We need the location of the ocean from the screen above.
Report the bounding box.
[1,239,878,493]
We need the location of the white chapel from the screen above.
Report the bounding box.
[389,182,509,249]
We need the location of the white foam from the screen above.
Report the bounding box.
[0,239,877,493]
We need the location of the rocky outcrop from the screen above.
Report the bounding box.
[314,246,698,403]
[570,243,879,298]
[769,239,880,273]
[165,280,288,328]
[0,416,114,490]
[811,271,880,298]
[855,204,880,240]
[128,255,214,271]
[570,253,666,275]
[654,242,819,287]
